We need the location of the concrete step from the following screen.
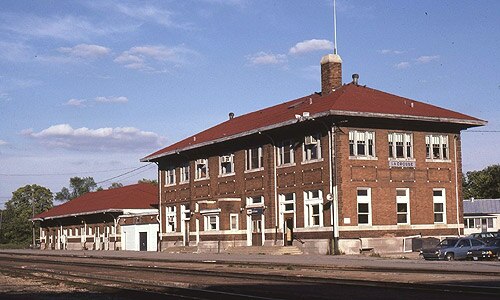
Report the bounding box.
[225,245,303,255]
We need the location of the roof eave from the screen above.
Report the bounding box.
[142,110,486,162]
[34,209,124,221]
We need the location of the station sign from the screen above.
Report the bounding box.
[389,160,416,168]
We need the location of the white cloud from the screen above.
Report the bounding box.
[23,124,165,152]
[64,98,87,107]
[289,39,333,55]
[378,49,405,55]
[0,41,33,62]
[0,140,7,146]
[58,44,111,59]
[114,45,197,72]
[395,61,410,69]
[246,52,287,65]
[0,13,133,41]
[416,55,440,64]
[95,96,128,103]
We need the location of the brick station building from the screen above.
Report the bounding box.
[142,52,486,254]
[33,183,158,251]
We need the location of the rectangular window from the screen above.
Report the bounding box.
[303,134,322,161]
[304,190,323,227]
[388,133,413,159]
[247,195,263,206]
[204,214,219,231]
[278,140,294,166]
[180,163,190,183]
[195,159,209,180]
[349,130,376,158]
[219,153,235,176]
[245,146,263,171]
[433,188,446,223]
[165,206,177,232]
[396,188,410,224]
[357,188,371,225]
[165,167,176,186]
[426,135,449,160]
[230,214,239,231]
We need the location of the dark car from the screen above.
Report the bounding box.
[467,238,500,261]
[468,232,499,244]
[420,237,485,261]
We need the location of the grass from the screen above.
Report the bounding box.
[0,243,27,249]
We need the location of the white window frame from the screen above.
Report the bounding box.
[349,130,376,158]
[195,158,209,180]
[279,193,296,229]
[180,163,190,184]
[219,153,235,176]
[165,206,177,233]
[388,132,413,159]
[246,195,264,207]
[304,190,323,227]
[230,213,239,231]
[396,188,410,225]
[204,214,219,231]
[277,139,295,166]
[303,134,322,162]
[245,146,263,171]
[433,188,446,224]
[165,166,176,186]
[357,188,372,225]
[426,134,449,161]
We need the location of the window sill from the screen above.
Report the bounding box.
[388,158,415,161]
[164,183,176,187]
[277,163,296,169]
[425,159,451,163]
[194,177,210,182]
[301,158,324,165]
[244,167,264,174]
[179,181,189,185]
[349,156,378,161]
[218,173,235,178]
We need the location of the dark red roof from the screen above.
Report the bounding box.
[34,183,157,220]
[142,83,485,161]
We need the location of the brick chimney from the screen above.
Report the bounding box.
[320,54,342,95]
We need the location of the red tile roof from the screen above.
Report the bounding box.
[142,83,485,161]
[34,183,157,220]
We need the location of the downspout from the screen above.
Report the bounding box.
[156,161,162,251]
[453,135,461,236]
[332,126,340,254]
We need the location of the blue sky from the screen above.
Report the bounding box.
[1,0,499,208]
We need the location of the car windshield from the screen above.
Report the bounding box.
[438,238,458,247]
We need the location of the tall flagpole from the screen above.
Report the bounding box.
[333,0,338,54]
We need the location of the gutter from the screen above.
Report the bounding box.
[141,110,486,162]
[32,209,125,221]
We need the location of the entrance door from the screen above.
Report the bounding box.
[251,215,263,246]
[139,232,147,251]
[285,218,294,246]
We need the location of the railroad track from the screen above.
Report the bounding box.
[0,252,499,300]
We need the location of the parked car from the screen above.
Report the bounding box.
[468,232,499,244]
[420,237,485,261]
[466,238,500,261]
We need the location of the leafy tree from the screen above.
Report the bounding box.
[55,177,97,202]
[138,178,158,185]
[0,184,53,246]
[108,182,123,189]
[463,164,500,199]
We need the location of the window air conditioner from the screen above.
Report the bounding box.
[304,136,317,145]
[221,155,232,163]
